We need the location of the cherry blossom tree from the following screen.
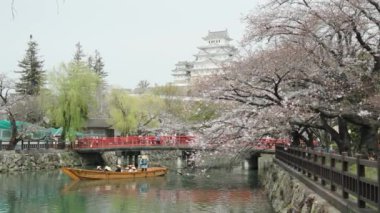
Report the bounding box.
[196,0,380,156]
[0,74,38,150]
[246,0,380,154]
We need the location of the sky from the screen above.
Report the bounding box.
[0,0,260,89]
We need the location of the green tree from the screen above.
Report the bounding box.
[73,42,85,64]
[135,80,150,94]
[107,89,164,135]
[147,84,220,136]
[108,89,137,135]
[91,50,106,79]
[151,84,186,116]
[152,83,186,97]
[135,93,165,133]
[184,101,219,123]
[88,50,106,78]
[15,35,45,96]
[87,50,107,117]
[44,62,100,142]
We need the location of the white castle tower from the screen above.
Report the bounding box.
[172,30,237,86]
[172,61,194,87]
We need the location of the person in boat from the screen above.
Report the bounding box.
[115,165,122,172]
[139,155,149,172]
[127,165,134,172]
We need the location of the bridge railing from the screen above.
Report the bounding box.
[73,136,291,150]
[255,138,290,150]
[73,136,195,149]
[275,145,380,212]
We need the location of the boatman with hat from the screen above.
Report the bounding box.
[139,155,149,172]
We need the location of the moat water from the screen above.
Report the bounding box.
[0,160,274,213]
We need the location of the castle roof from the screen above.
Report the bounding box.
[202,30,232,41]
[197,45,237,51]
[175,61,193,66]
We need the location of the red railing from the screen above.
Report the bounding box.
[73,136,195,150]
[73,136,290,150]
[255,138,290,150]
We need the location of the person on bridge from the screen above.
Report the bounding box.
[139,155,149,172]
[155,133,161,145]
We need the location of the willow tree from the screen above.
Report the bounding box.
[44,63,100,142]
[108,89,164,135]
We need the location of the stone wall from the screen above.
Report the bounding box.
[261,162,340,213]
[143,150,181,161]
[101,151,118,166]
[0,150,85,173]
[100,150,181,169]
[0,149,187,173]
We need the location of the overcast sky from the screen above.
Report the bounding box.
[0,0,260,89]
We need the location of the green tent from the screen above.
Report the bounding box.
[47,127,62,136]
[0,120,35,141]
[47,127,83,137]
[0,120,9,129]
[0,120,29,129]
[0,121,83,140]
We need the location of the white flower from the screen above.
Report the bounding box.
[358,110,371,117]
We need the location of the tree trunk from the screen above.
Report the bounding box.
[338,117,351,155]
[320,116,347,153]
[7,111,18,150]
[359,125,378,155]
[373,56,380,74]
[60,126,66,143]
[290,129,300,146]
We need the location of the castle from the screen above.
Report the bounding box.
[172,30,237,87]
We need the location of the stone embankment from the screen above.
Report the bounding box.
[0,148,187,173]
[0,150,85,173]
[261,162,340,213]
[0,148,246,173]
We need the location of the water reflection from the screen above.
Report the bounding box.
[61,177,165,195]
[0,165,274,213]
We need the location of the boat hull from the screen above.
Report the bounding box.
[61,167,168,180]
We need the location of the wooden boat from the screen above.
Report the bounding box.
[61,167,168,180]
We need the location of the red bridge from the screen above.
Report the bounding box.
[73,136,289,153]
[74,136,194,152]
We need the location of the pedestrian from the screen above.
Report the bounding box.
[139,155,149,172]
[155,133,161,145]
